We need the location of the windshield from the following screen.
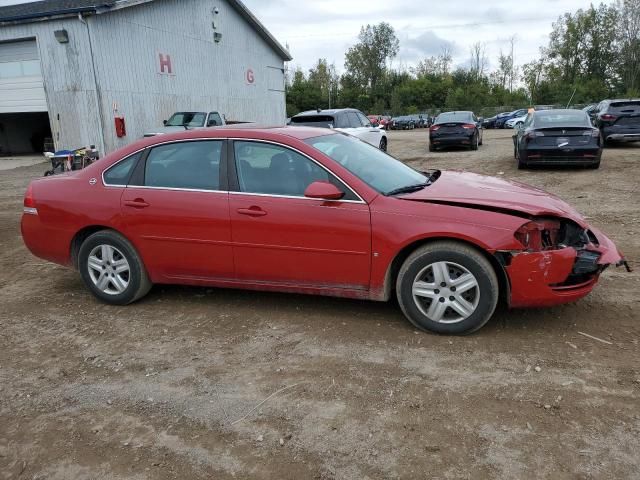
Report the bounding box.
[304,133,428,195]
[534,111,590,127]
[166,112,207,127]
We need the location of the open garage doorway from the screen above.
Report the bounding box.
[0,112,52,154]
[0,39,52,155]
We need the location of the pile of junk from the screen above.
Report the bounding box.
[43,145,100,176]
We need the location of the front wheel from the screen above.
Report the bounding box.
[396,241,499,334]
[379,136,387,152]
[78,230,152,305]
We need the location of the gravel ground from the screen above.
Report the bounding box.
[0,129,639,479]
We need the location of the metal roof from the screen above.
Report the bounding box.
[0,0,292,61]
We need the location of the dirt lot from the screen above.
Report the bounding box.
[1,130,639,479]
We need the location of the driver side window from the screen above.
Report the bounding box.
[233,141,357,200]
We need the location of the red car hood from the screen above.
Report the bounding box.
[400,171,586,224]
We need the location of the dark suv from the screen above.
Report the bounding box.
[593,99,640,145]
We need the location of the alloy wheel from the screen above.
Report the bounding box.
[411,261,480,323]
[87,244,131,295]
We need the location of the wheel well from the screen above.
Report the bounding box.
[70,225,111,269]
[382,237,510,305]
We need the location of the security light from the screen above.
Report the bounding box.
[54,29,69,43]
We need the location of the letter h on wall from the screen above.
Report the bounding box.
[158,53,173,75]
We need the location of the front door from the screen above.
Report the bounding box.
[120,140,234,280]
[228,140,371,290]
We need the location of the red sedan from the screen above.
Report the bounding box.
[21,126,628,334]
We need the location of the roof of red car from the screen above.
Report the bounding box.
[103,125,337,163]
[213,124,335,139]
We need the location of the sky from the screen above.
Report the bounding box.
[0,0,615,73]
[241,0,615,73]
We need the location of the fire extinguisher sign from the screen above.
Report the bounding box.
[245,68,255,85]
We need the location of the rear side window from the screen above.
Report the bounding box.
[609,101,640,113]
[144,141,222,190]
[103,151,142,186]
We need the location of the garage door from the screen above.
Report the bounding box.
[0,40,47,113]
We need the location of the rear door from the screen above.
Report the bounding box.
[120,140,234,280]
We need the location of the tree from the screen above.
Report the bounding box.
[617,0,640,94]
[344,22,400,93]
[468,42,488,82]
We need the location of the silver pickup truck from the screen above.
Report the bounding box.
[144,111,225,137]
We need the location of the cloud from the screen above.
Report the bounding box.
[404,30,459,58]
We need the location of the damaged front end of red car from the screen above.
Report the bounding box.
[498,218,630,308]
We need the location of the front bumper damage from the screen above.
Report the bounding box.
[501,224,629,308]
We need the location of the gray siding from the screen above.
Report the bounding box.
[0,0,286,153]
[0,19,103,151]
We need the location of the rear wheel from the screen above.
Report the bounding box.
[516,148,527,169]
[471,133,479,150]
[379,136,387,152]
[78,230,152,305]
[588,160,601,169]
[396,241,499,335]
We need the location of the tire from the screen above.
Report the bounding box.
[588,160,601,169]
[396,241,499,335]
[516,148,527,169]
[78,230,152,305]
[428,144,435,152]
[479,134,483,146]
[471,134,479,150]
[379,136,387,152]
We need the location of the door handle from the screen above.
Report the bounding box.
[123,199,150,208]
[237,207,267,217]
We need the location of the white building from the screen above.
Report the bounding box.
[0,0,291,154]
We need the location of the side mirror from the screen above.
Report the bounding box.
[304,181,344,200]
[478,117,484,123]
[163,120,167,125]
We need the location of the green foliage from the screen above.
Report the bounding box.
[285,2,637,118]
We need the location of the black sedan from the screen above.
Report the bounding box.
[513,109,602,169]
[429,111,483,151]
[390,116,416,130]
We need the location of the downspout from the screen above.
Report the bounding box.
[78,13,107,155]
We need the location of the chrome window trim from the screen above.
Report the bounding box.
[101,137,367,204]
[125,185,227,194]
[227,190,365,204]
[229,137,366,204]
[102,139,225,189]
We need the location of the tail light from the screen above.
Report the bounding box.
[525,131,544,141]
[601,113,616,121]
[582,130,600,138]
[462,124,476,129]
[23,183,37,215]
[515,219,561,251]
[430,125,440,131]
